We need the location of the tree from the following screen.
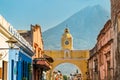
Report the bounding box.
[63,75,67,80]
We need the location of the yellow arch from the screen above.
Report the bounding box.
[45,50,89,80]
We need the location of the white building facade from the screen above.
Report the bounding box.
[0,15,34,80]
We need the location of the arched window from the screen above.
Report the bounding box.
[64,49,71,58]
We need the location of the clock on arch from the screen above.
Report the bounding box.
[65,40,69,45]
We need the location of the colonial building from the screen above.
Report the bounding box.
[0,15,34,80]
[44,28,89,80]
[0,15,10,80]
[88,45,98,80]
[89,0,120,80]
[88,20,113,80]
[111,0,120,79]
[31,24,53,80]
[18,24,54,80]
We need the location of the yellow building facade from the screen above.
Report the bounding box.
[44,28,89,80]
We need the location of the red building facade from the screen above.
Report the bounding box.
[111,0,120,79]
[88,20,113,80]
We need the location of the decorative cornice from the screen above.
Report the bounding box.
[0,15,34,56]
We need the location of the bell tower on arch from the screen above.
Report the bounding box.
[61,28,73,50]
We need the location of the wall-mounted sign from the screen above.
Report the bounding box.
[0,15,33,51]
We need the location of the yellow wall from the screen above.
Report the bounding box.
[44,50,89,80]
[44,50,89,59]
[32,24,43,58]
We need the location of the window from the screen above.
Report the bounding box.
[99,54,102,65]
[94,59,98,73]
[107,61,111,80]
[107,61,110,70]
[11,60,14,80]
[99,53,104,65]
[22,61,25,77]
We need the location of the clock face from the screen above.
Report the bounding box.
[65,40,69,45]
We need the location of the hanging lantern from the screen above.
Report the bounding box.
[6,38,17,49]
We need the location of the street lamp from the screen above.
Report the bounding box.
[6,38,17,49]
[0,37,18,60]
[0,37,18,80]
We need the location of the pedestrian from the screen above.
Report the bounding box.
[77,73,82,80]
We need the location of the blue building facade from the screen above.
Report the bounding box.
[17,51,32,80]
[9,49,33,80]
[8,24,34,80]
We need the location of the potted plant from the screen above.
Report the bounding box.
[22,77,27,80]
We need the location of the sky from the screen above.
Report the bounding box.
[0,0,110,32]
[54,63,80,76]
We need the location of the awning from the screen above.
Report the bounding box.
[33,58,52,71]
[43,54,54,63]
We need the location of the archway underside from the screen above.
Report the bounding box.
[47,59,88,80]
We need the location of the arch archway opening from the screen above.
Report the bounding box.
[52,63,82,79]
